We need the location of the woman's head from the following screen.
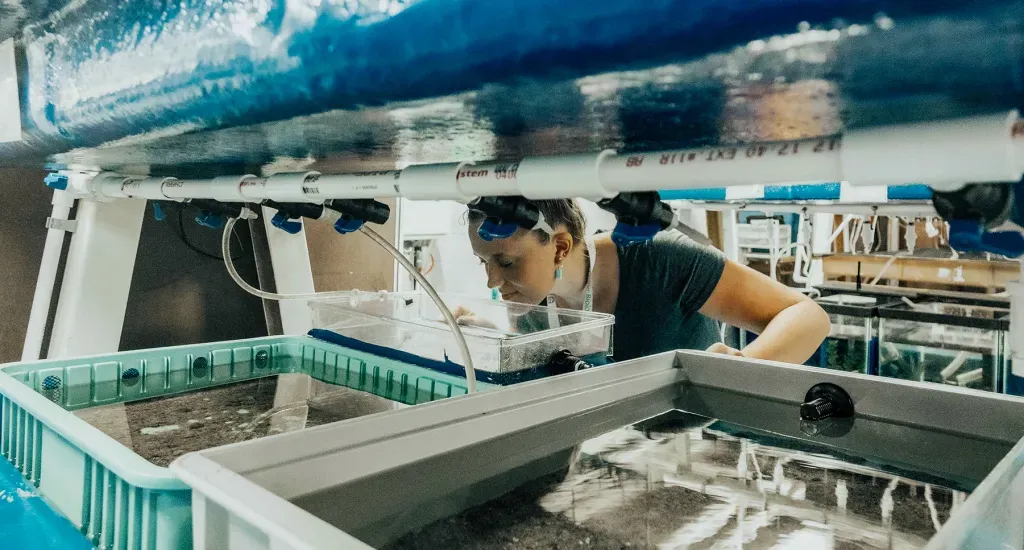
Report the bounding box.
[467,199,586,304]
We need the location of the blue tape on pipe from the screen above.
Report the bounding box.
[659,189,727,201]
[764,183,841,200]
[887,184,933,200]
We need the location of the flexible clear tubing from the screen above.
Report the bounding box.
[220,217,478,393]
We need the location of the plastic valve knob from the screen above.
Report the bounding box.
[333,217,365,235]
[270,212,303,234]
[610,222,661,246]
[800,383,854,421]
[947,219,1024,258]
[44,173,69,190]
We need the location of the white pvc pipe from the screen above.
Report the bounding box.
[308,171,402,200]
[940,351,971,380]
[956,368,985,387]
[673,202,935,216]
[69,110,1024,205]
[166,175,259,202]
[600,136,843,192]
[21,190,75,362]
[843,111,1019,191]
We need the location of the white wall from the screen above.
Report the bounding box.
[398,199,617,298]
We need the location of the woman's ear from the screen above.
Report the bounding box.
[552,232,574,263]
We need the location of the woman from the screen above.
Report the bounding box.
[461,199,830,364]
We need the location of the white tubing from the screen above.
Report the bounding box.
[220,217,478,392]
[827,215,853,247]
[357,225,477,393]
[21,190,75,362]
[868,253,904,286]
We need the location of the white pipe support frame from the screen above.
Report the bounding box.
[20,189,76,362]
[842,110,1021,191]
[400,162,474,202]
[309,171,402,201]
[243,172,321,203]
[165,174,261,202]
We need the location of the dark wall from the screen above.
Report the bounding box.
[120,202,267,350]
[0,167,266,360]
[0,168,49,362]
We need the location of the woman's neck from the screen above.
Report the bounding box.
[550,244,590,308]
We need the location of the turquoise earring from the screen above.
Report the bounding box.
[555,265,564,280]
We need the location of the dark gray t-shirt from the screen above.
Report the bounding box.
[610,231,725,361]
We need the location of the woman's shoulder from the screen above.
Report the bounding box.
[612,230,721,261]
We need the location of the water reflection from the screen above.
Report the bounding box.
[390,411,966,549]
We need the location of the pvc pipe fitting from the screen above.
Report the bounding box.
[842,111,1020,191]
[400,162,473,202]
[310,171,402,201]
[514,151,616,200]
[248,172,322,202]
[165,175,260,202]
[96,174,177,201]
[453,160,522,197]
[91,172,131,200]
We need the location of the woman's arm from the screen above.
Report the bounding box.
[699,260,830,364]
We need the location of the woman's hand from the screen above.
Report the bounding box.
[452,306,499,329]
[705,342,744,357]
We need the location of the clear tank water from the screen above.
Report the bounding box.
[385,410,990,549]
[878,302,1006,392]
[72,375,405,467]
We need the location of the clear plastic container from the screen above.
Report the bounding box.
[310,291,615,383]
[811,294,883,374]
[877,301,1008,392]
